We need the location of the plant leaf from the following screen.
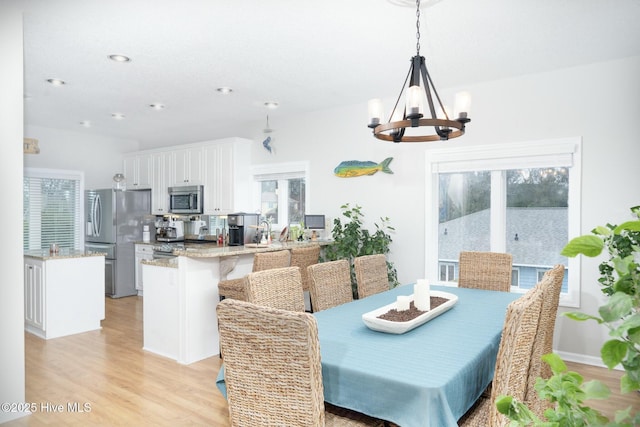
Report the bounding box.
[613,220,640,234]
[601,339,628,369]
[561,235,604,257]
[581,379,611,400]
[599,292,633,322]
[620,373,640,393]
[541,353,567,374]
[563,311,603,323]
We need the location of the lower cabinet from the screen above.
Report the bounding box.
[135,243,154,295]
[24,261,45,331]
[23,255,105,339]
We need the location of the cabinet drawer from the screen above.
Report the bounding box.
[135,245,154,254]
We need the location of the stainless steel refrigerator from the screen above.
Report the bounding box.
[85,189,151,298]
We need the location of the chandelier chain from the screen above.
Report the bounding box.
[415,0,421,55]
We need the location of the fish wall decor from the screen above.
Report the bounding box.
[334,157,394,178]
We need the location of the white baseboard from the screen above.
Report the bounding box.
[555,350,623,371]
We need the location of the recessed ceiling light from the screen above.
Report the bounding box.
[264,101,279,109]
[216,87,233,95]
[149,103,165,110]
[111,113,125,120]
[79,121,91,128]
[46,78,65,86]
[108,54,131,63]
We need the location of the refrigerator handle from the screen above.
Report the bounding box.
[93,194,102,236]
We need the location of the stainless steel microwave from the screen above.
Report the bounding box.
[168,185,203,214]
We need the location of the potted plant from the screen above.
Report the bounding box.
[322,203,398,298]
[496,205,640,426]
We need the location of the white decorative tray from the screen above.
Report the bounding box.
[362,290,458,334]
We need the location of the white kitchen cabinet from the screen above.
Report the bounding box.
[135,243,154,295]
[123,154,153,189]
[151,152,170,214]
[203,138,251,215]
[24,261,44,331]
[23,253,105,339]
[170,146,204,186]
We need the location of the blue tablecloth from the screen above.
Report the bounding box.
[216,284,519,427]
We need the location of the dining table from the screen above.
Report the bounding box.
[216,284,520,427]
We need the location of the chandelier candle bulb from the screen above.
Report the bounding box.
[454,91,472,119]
[414,279,431,311]
[368,98,383,127]
[407,86,422,116]
[396,295,411,311]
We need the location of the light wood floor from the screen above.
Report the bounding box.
[4,296,639,426]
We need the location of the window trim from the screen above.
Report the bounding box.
[425,137,582,307]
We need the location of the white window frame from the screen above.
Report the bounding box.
[24,167,85,250]
[425,137,582,307]
[250,161,310,229]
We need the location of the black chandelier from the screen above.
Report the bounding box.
[367,0,471,143]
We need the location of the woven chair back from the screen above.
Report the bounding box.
[458,251,513,292]
[308,259,353,312]
[246,266,305,312]
[354,254,390,299]
[218,250,291,301]
[290,245,321,292]
[489,284,544,426]
[524,264,566,417]
[217,299,325,426]
[252,250,291,272]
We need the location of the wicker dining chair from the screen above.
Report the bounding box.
[458,251,513,292]
[290,245,321,293]
[308,259,353,312]
[458,283,544,426]
[354,254,390,299]
[217,299,387,427]
[218,250,291,301]
[245,266,306,312]
[523,264,566,417]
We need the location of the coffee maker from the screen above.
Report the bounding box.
[156,219,185,242]
[227,213,259,246]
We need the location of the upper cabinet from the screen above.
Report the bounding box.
[123,137,252,216]
[123,154,153,189]
[151,152,170,215]
[203,138,252,215]
[169,146,204,186]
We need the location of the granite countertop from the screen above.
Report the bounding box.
[172,240,332,258]
[141,258,179,269]
[24,249,105,261]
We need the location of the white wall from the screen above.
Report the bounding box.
[0,7,26,424]
[17,54,640,363]
[24,125,139,189]
[246,55,640,362]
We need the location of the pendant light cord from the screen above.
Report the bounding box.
[415,0,421,56]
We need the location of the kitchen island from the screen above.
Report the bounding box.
[23,250,105,339]
[141,241,329,364]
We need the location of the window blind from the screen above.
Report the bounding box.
[23,169,83,251]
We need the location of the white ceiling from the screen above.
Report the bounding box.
[13,0,640,147]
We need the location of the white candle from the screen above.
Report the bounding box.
[396,295,410,311]
[414,279,431,311]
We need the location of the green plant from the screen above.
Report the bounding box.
[496,205,640,426]
[496,354,619,427]
[561,205,640,393]
[323,203,398,297]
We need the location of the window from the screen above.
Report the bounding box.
[511,268,520,287]
[251,162,309,228]
[439,262,455,282]
[425,138,581,307]
[24,168,84,251]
